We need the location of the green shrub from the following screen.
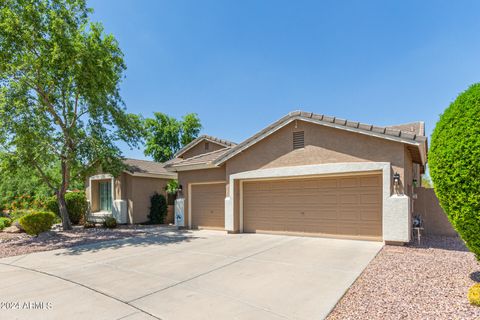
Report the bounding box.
[148,192,167,224]
[8,210,31,221]
[45,192,88,225]
[103,216,117,228]
[429,83,480,260]
[18,211,56,235]
[0,217,12,230]
[468,283,480,306]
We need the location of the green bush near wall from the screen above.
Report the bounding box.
[45,192,88,225]
[148,192,167,224]
[0,217,12,230]
[18,211,56,235]
[429,83,480,260]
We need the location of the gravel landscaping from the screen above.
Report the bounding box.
[0,224,173,258]
[328,235,480,320]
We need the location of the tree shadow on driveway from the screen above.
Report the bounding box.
[53,227,205,256]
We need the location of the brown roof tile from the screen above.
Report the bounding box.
[166,148,231,168]
[123,158,175,176]
[174,135,236,158]
[213,111,427,166]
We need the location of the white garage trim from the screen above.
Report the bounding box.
[188,181,226,229]
[225,162,411,243]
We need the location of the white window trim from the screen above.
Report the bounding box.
[89,174,115,213]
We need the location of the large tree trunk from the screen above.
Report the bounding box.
[58,158,72,230]
[57,190,71,230]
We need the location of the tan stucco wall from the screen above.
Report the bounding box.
[181,141,226,159]
[177,167,227,228]
[129,176,170,223]
[86,171,171,224]
[224,121,407,231]
[415,187,457,236]
[178,120,418,233]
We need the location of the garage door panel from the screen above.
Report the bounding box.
[191,183,225,229]
[243,174,382,239]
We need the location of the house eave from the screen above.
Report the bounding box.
[123,170,177,179]
[166,162,218,172]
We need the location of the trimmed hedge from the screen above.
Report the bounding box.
[429,83,480,260]
[148,192,167,224]
[18,211,56,235]
[45,192,88,225]
[103,216,117,229]
[0,217,12,230]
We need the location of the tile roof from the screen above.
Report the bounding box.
[386,121,425,136]
[213,111,427,166]
[165,148,231,168]
[123,158,176,176]
[167,110,428,169]
[174,135,237,158]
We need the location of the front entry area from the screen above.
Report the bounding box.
[242,174,383,240]
[190,183,225,229]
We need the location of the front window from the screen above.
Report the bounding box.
[99,181,112,212]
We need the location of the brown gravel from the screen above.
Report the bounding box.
[0,224,172,258]
[328,236,480,320]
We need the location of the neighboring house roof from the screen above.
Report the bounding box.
[164,148,232,171]
[123,158,177,178]
[386,121,425,136]
[174,135,237,158]
[213,111,427,166]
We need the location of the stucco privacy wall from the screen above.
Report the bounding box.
[181,140,226,159]
[223,120,407,232]
[225,162,411,242]
[415,187,457,236]
[177,167,227,227]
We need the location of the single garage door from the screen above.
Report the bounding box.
[191,183,225,229]
[243,174,382,240]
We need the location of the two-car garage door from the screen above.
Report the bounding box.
[242,174,383,240]
[189,174,383,240]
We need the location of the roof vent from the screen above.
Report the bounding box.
[293,131,304,149]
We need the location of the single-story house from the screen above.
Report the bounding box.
[166,111,428,244]
[86,158,177,224]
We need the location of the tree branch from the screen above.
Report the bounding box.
[31,160,57,192]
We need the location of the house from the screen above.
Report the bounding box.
[166,111,428,244]
[86,158,177,224]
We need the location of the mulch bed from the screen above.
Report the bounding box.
[327,236,480,319]
[0,225,170,259]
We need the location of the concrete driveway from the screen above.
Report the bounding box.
[0,229,382,320]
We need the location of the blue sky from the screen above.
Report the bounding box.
[90,0,480,160]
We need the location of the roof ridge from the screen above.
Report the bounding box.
[178,146,231,161]
[124,157,161,163]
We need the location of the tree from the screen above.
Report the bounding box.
[429,83,480,260]
[144,112,202,162]
[0,0,143,230]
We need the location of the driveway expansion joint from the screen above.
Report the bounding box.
[0,262,163,320]
[127,236,298,304]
